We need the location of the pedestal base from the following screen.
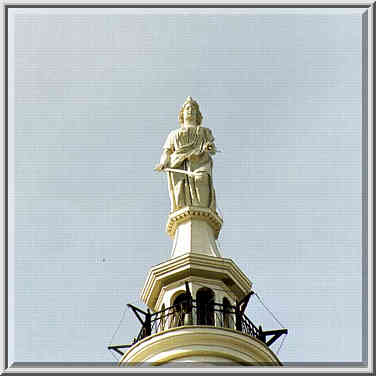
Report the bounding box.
[120,326,282,366]
[166,207,223,258]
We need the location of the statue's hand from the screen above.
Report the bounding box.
[203,142,216,154]
[154,163,166,172]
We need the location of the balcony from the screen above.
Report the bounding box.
[108,298,287,357]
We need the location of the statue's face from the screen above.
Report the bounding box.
[183,103,197,125]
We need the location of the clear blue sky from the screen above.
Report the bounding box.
[8,7,365,365]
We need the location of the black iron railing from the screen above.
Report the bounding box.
[108,297,288,356]
[145,300,258,338]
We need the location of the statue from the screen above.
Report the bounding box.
[155,97,217,213]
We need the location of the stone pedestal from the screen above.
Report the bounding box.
[166,207,223,258]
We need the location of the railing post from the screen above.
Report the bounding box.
[184,282,193,325]
[145,309,151,337]
[235,292,253,332]
[258,325,266,342]
[235,300,242,331]
[184,298,193,325]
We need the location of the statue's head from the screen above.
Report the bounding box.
[178,96,203,126]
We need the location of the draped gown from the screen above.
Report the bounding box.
[162,125,217,213]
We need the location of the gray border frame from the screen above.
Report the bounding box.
[2,2,374,374]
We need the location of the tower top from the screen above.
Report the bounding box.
[108,98,288,366]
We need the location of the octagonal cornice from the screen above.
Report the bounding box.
[141,253,252,310]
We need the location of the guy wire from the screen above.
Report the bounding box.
[253,292,286,329]
[109,298,142,346]
[276,333,287,355]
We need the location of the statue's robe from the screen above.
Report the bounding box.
[162,126,217,212]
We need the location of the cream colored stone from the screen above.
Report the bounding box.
[150,276,237,330]
[154,276,237,314]
[166,206,222,240]
[170,216,221,258]
[154,96,218,213]
[141,252,252,312]
[119,326,281,366]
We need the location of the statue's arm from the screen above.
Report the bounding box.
[154,132,174,172]
[203,128,217,155]
[154,149,172,172]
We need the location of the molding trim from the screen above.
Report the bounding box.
[120,326,282,366]
[166,207,223,239]
[141,253,252,310]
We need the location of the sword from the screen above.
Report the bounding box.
[164,168,199,177]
